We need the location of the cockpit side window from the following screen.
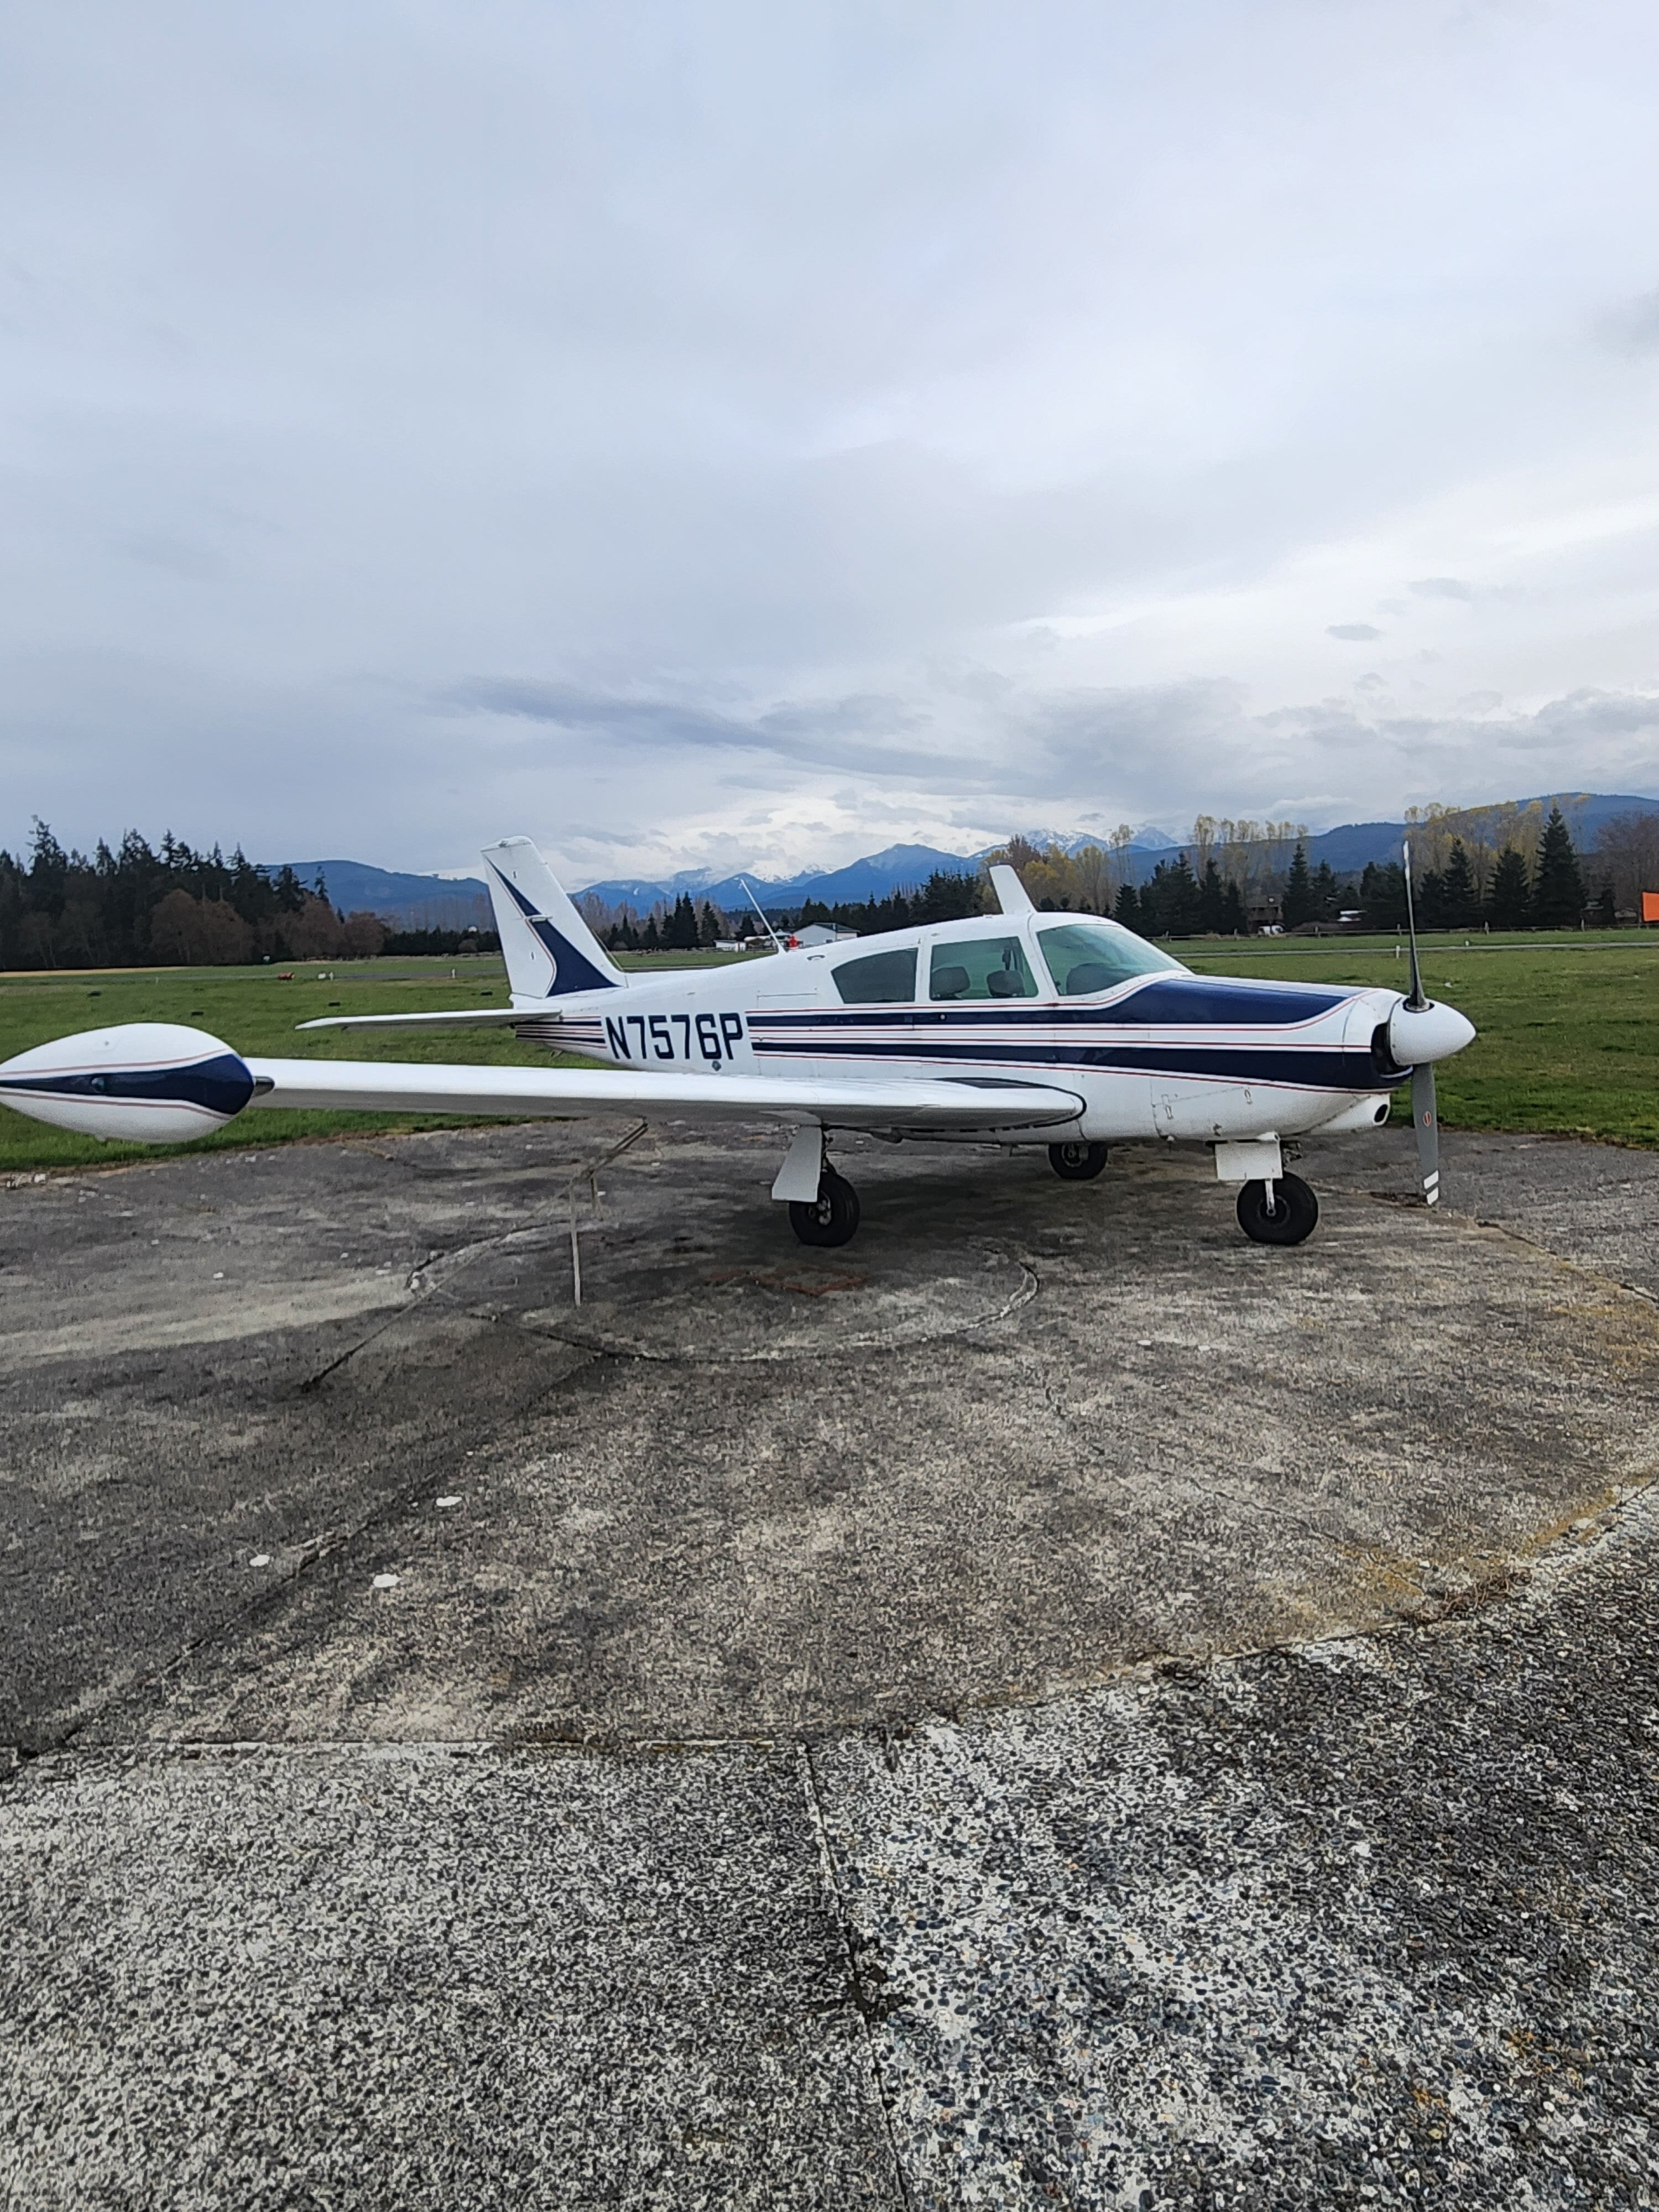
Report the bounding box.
[1036,921,1186,997]
[831,946,918,1004]
[928,935,1039,1001]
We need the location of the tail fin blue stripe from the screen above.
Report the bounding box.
[489,864,616,997]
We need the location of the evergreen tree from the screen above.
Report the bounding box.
[1415,868,1447,930]
[1220,879,1247,935]
[1360,860,1407,930]
[697,900,720,948]
[1532,804,1587,927]
[1142,854,1201,936]
[28,820,69,917]
[1198,857,1227,933]
[1595,881,1616,927]
[272,865,307,915]
[1311,858,1339,923]
[1113,881,1142,933]
[1487,846,1532,929]
[1441,839,1477,928]
[662,891,697,950]
[913,869,983,925]
[641,913,661,951]
[1281,842,1313,928]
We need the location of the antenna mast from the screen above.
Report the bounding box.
[739,879,787,953]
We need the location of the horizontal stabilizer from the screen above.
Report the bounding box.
[296,1007,545,1032]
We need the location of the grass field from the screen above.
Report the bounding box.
[1,933,1655,1174]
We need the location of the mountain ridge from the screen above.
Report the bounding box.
[267,792,1659,925]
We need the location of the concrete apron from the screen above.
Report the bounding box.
[3,1121,1658,2208]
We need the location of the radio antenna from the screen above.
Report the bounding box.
[739,879,787,953]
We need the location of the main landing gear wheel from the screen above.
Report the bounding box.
[1236,1172,1319,1247]
[1048,1140,1109,1181]
[789,1170,861,1249]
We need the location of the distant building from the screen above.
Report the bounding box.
[787,923,858,948]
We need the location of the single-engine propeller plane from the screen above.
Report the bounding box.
[0,837,1474,1248]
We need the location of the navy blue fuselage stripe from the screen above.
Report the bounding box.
[0,1052,255,1117]
[489,867,615,997]
[746,982,1355,1030]
[748,1037,1381,1089]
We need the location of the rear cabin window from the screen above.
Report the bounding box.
[831,947,917,1004]
[1036,921,1185,997]
[928,935,1039,1001]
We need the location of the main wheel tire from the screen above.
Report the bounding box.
[1048,1140,1109,1182]
[789,1171,861,1248]
[1236,1171,1319,1247]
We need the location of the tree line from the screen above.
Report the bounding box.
[595,807,1615,947]
[0,800,1638,971]
[0,822,401,969]
[992,808,1611,937]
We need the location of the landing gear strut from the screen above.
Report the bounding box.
[1048,1140,1108,1181]
[789,1170,861,1248]
[1236,1172,1319,1246]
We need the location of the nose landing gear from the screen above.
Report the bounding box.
[1236,1172,1319,1246]
[789,1170,862,1248]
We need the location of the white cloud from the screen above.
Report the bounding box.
[2,0,1658,875]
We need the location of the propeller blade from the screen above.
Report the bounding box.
[1411,1060,1439,1207]
[1401,839,1427,1009]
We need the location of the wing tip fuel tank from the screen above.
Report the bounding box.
[0,1024,255,1142]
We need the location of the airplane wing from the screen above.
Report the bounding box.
[246,1056,1084,1133]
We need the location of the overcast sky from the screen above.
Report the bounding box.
[3,1,1658,881]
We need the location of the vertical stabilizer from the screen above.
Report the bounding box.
[482,839,626,1001]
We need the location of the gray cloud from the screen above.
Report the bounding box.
[1598,286,1659,354]
[1409,577,1474,601]
[450,676,965,785]
[1327,624,1383,641]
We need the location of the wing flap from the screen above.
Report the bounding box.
[244,1057,1083,1131]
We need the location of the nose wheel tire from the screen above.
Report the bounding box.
[1237,1172,1319,1246]
[1048,1140,1109,1181]
[789,1170,861,1248]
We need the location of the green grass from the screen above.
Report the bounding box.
[2,933,1655,1173]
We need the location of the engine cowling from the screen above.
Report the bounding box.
[0,1024,255,1142]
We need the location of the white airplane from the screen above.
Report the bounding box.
[0,837,1474,1248]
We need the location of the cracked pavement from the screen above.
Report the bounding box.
[2,1120,1657,2207]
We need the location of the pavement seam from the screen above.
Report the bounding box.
[799,1737,919,2212]
[417,1245,1042,1367]
[295,1295,425,1392]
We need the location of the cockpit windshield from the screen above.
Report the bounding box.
[1036,921,1186,998]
